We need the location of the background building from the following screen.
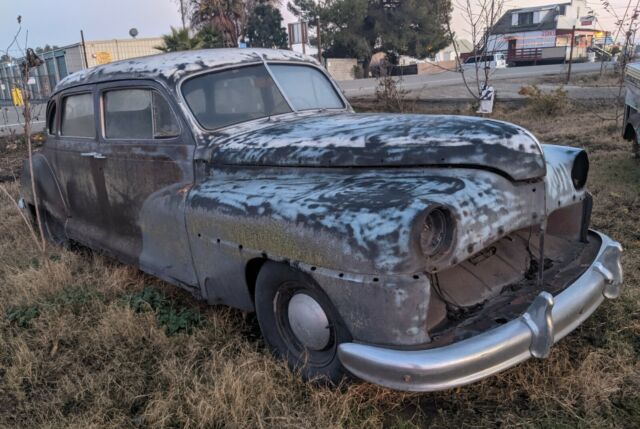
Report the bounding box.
[1,37,163,103]
[486,0,599,64]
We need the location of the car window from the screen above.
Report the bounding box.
[269,64,344,111]
[61,93,95,138]
[104,88,180,139]
[47,101,57,135]
[181,65,292,130]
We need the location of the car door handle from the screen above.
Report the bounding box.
[80,152,106,159]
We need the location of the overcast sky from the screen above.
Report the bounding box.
[0,0,632,54]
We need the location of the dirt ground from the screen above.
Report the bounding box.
[0,100,638,428]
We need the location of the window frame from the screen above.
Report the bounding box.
[177,61,349,133]
[98,81,184,143]
[59,90,97,140]
[518,12,534,26]
[46,98,58,137]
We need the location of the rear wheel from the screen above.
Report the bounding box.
[254,262,351,383]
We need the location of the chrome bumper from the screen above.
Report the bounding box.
[337,230,623,392]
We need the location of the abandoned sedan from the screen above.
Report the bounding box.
[20,49,623,391]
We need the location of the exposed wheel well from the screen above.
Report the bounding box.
[245,257,268,304]
[623,123,636,141]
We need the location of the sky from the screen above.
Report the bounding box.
[0,0,635,55]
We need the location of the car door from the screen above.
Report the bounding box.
[95,81,198,288]
[54,87,110,247]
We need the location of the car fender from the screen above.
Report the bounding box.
[20,152,68,223]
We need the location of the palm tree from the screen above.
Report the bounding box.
[155,26,203,52]
[189,0,279,47]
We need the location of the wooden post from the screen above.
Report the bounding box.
[566,25,576,84]
[80,30,89,69]
[316,15,322,63]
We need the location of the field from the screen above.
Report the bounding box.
[0,99,639,428]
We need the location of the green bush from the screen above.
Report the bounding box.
[127,287,203,335]
[6,304,40,328]
[520,84,568,116]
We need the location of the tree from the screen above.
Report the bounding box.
[156,26,203,52]
[289,0,451,76]
[187,0,278,47]
[189,0,246,47]
[247,3,288,49]
[446,0,505,100]
[198,27,224,48]
[156,26,224,52]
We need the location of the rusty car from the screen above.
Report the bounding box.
[19,49,623,391]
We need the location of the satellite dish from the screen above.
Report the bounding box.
[129,28,139,38]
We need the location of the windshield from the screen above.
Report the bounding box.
[269,64,344,111]
[181,63,343,130]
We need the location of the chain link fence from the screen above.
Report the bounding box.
[0,69,57,106]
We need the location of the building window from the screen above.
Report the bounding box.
[558,5,566,15]
[518,12,534,25]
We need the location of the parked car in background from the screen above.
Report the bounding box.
[623,61,640,157]
[460,52,507,71]
[20,49,623,391]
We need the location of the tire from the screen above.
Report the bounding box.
[254,261,351,384]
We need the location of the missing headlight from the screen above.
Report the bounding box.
[571,150,589,190]
[420,208,454,258]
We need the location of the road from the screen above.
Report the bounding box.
[1,103,46,137]
[337,61,612,98]
[0,61,613,137]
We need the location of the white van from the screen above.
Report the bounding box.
[461,52,507,71]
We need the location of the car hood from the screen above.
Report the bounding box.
[206,113,546,181]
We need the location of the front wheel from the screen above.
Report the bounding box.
[254,262,351,384]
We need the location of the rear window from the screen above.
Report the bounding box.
[182,65,291,130]
[61,93,95,138]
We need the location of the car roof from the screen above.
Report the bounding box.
[54,48,319,94]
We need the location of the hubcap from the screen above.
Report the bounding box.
[287,293,330,350]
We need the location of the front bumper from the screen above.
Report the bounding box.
[337,230,623,392]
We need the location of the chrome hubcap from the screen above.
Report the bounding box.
[287,293,330,350]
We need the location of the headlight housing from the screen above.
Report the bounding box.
[420,207,455,259]
[571,150,589,190]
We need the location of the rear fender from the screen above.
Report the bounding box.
[20,153,68,223]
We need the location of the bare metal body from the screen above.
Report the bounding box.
[20,49,623,391]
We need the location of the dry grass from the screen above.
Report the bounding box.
[1,102,639,428]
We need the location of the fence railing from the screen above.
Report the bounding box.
[507,48,543,61]
[0,71,56,105]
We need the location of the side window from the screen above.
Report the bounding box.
[61,93,95,138]
[46,101,57,135]
[104,88,179,140]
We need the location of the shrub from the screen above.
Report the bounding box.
[519,84,568,116]
[127,287,203,335]
[6,304,40,327]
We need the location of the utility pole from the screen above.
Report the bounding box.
[566,25,576,84]
[316,15,322,63]
[80,30,89,69]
